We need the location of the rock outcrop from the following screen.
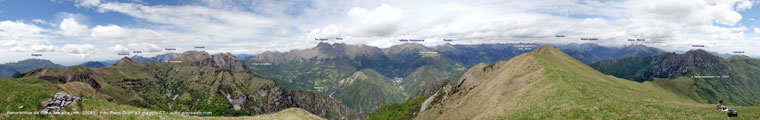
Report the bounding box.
[41,92,82,113]
[412,78,453,99]
[204,53,247,72]
[174,51,247,72]
[239,83,362,120]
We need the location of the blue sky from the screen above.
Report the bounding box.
[0,0,759,65]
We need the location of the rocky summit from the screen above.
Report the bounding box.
[174,51,248,72]
[41,92,82,113]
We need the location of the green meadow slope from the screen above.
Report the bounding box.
[0,78,324,120]
[590,51,760,106]
[371,45,760,119]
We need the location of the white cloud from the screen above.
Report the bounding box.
[134,29,166,42]
[96,2,275,42]
[75,0,101,7]
[63,44,96,59]
[309,4,406,39]
[91,25,129,41]
[107,44,129,54]
[32,19,57,27]
[755,28,760,34]
[347,4,404,37]
[625,0,745,29]
[127,42,162,53]
[30,44,55,52]
[60,17,90,37]
[0,20,55,52]
[10,46,26,52]
[301,0,754,50]
[0,20,46,37]
[14,0,752,63]
[736,0,753,11]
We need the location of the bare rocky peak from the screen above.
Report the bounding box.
[176,51,211,63]
[173,51,247,72]
[208,53,247,72]
[646,49,731,79]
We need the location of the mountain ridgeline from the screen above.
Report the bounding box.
[80,61,108,68]
[590,49,760,106]
[130,52,182,63]
[249,42,468,114]
[249,42,665,114]
[18,51,360,120]
[0,59,62,78]
[369,45,760,119]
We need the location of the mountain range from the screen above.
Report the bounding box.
[2,42,759,119]
[0,59,62,78]
[130,53,182,63]
[590,49,760,106]
[79,61,108,68]
[13,51,361,120]
[248,42,665,114]
[369,45,760,119]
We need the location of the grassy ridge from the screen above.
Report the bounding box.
[508,51,760,119]
[375,46,760,119]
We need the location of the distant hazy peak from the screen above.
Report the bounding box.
[2,58,56,65]
[315,42,347,49]
[383,43,429,56]
[727,55,752,61]
[15,58,50,63]
[387,43,427,50]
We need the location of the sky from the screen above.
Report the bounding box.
[0,0,759,65]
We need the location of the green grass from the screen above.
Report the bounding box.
[502,47,760,119]
[650,77,705,103]
[367,96,430,120]
[0,78,58,114]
